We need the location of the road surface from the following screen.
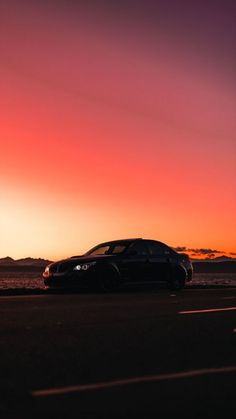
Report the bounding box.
[0,287,236,418]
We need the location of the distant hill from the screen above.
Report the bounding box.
[0,257,52,270]
[190,254,236,272]
[0,257,16,265]
[15,257,52,266]
[190,255,236,263]
[192,261,236,273]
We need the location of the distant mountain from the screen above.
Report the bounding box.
[207,255,236,262]
[0,257,16,266]
[0,257,52,267]
[16,257,53,266]
[192,260,236,273]
[190,255,236,262]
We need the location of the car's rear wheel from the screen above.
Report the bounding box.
[169,267,186,290]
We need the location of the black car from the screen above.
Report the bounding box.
[43,238,193,291]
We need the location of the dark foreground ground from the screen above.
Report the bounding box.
[0,287,236,418]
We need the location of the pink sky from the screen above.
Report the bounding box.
[0,1,235,260]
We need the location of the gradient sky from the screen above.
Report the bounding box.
[0,0,235,260]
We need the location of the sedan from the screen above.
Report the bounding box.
[43,238,193,291]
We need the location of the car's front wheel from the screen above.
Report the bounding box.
[96,266,120,292]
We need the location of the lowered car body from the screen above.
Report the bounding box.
[43,238,193,291]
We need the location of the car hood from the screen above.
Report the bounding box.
[51,254,117,266]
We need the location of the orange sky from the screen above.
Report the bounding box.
[0,1,235,260]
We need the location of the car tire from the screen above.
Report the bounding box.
[169,268,186,290]
[98,266,120,292]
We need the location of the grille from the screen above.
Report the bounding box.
[57,260,77,273]
[49,264,59,273]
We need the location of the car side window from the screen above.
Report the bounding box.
[147,242,166,255]
[112,245,127,254]
[127,242,148,256]
[89,245,110,255]
[163,246,173,255]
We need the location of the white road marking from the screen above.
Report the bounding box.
[32,366,236,397]
[179,306,236,314]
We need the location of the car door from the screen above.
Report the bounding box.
[120,241,151,283]
[145,241,171,282]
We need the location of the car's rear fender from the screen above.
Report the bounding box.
[171,263,188,281]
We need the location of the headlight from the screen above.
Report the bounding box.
[43,266,50,277]
[73,261,96,271]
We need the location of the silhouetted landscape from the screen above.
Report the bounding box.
[0,257,236,273]
[193,261,236,273]
[0,257,51,272]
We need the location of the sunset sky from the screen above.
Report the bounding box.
[0,0,235,261]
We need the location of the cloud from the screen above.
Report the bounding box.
[175,247,225,257]
[188,248,224,255]
[174,246,187,252]
[230,252,236,256]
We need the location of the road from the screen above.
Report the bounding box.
[0,287,236,418]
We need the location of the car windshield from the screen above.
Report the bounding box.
[85,242,131,256]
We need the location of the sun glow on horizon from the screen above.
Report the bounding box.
[0,1,235,260]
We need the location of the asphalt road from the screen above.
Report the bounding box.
[0,287,236,418]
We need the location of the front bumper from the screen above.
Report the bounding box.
[43,271,94,289]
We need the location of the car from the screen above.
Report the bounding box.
[43,238,193,291]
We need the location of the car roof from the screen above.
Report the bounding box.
[89,238,173,247]
[71,238,173,258]
[97,238,142,246]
